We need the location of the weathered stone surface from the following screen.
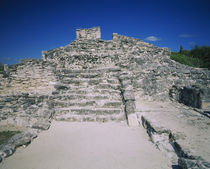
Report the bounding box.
[0,143,15,158]
[8,131,37,147]
[0,130,37,159]
[0,94,53,128]
[32,120,51,130]
[127,114,139,127]
[178,157,210,169]
[76,27,101,40]
[136,100,210,168]
[125,100,136,114]
[0,60,56,96]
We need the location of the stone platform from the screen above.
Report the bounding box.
[135,100,210,169]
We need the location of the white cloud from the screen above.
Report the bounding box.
[145,36,160,41]
[179,34,193,38]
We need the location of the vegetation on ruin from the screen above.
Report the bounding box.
[0,131,21,145]
[171,45,210,69]
[0,62,3,71]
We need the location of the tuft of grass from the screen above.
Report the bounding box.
[148,136,153,142]
[0,131,21,145]
[170,52,203,68]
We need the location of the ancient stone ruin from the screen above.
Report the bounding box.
[0,27,209,168]
[76,27,101,40]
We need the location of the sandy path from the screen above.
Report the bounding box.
[0,121,171,169]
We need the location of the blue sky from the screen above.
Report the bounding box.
[0,0,210,64]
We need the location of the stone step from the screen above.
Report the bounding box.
[54,89,121,95]
[52,90,121,96]
[57,80,120,88]
[55,107,123,115]
[50,94,122,101]
[52,100,123,109]
[59,79,102,86]
[57,73,119,80]
[71,73,101,79]
[54,82,120,91]
[103,101,123,108]
[56,67,121,74]
[94,83,120,90]
[54,113,125,122]
[59,78,119,85]
[60,86,121,92]
[52,100,96,107]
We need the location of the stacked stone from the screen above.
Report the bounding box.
[41,26,209,109]
[0,26,209,127]
[0,93,54,160]
[0,58,57,131]
[76,27,101,40]
[0,59,56,96]
[41,33,158,69]
[0,130,37,161]
[119,70,139,126]
[0,94,53,130]
[50,67,125,122]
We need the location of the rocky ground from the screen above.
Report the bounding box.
[135,99,210,169]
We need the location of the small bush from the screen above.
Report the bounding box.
[170,52,203,68]
[0,131,21,145]
[0,62,3,71]
[173,45,210,69]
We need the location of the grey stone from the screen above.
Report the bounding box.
[136,100,210,168]
[123,90,135,101]
[178,158,209,169]
[8,131,37,147]
[125,100,136,114]
[0,144,15,158]
[32,120,51,130]
[76,27,101,40]
[54,84,69,90]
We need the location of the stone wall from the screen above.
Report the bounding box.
[0,59,56,96]
[40,28,210,104]
[1,26,210,118]
[41,32,169,69]
[76,27,101,40]
[1,27,209,104]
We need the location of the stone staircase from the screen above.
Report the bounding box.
[50,67,126,122]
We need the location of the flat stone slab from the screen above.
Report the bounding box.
[0,121,171,169]
[127,113,139,127]
[135,99,210,168]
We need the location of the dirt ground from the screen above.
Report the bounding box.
[0,121,171,169]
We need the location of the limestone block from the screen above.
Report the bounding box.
[76,27,101,40]
[4,64,8,72]
[125,100,136,114]
[127,113,139,127]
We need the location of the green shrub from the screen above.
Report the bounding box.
[190,46,210,69]
[0,62,3,71]
[170,52,203,68]
[0,131,21,145]
[173,45,210,69]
